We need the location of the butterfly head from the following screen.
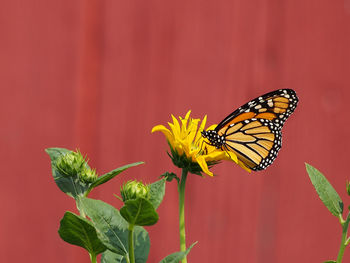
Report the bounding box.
[201,130,225,149]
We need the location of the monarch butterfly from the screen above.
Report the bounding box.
[201,89,298,171]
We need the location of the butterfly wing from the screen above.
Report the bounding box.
[215,89,298,131]
[215,89,298,171]
[221,119,282,170]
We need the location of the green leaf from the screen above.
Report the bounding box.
[58,212,106,255]
[160,172,179,184]
[79,197,150,262]
[120,198,159,226]
[78,197,128,255]
[101,233,150,263]
[133,226,150,263]
[89,162,144,190]
[46,147,71,160]
[149,178,166,209]
[46,148,90,198]
[323,261,336,263]
[306,163,343,217]
[101,250,126,263]
[159,242,197,263]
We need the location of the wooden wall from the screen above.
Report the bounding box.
[2,0,350,262]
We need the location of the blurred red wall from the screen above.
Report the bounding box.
[2,0,350,262]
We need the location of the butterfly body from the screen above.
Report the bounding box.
[201,89,298,171]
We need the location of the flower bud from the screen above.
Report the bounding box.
[56,150,86,177]
[120,180,150,202]
[55,149,98,183]
[80,167,98,184]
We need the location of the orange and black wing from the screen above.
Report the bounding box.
[216,89,298,171]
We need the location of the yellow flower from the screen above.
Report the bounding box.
[152,110,250,176]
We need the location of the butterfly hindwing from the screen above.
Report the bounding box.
[222,118,282,171]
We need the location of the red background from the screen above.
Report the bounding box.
[2,1,350,262]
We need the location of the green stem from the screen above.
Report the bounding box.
[178,169,188,263]
[89,253,97,263]
[336,212,350,263]
[91,256,96,263]
[76,196,87,218]
[129,224,135,263]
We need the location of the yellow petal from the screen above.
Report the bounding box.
[168,122,180,139]
[152,125,176,149]
[180,111,192,134]
[195,115,207,141]
[207,124,217,130]
[174,142,184,155]
[199,115,207,131]
[184,110,191,120]
[151,125,172,140]
[171,115,181,133]
[187,118,200,144]
[180,118,188,134]
[182,145,191,158]
[223,151,238,163]
[204,150,225,161]
[197,156,214,177]
[237,160,251,173]
[205,143,220,154]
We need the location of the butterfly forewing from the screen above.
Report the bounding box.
[215,89,298,132]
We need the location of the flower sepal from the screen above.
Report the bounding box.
[160,172,180,183]
[168,143,205,176]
